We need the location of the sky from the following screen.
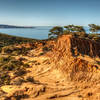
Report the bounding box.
[0,0,100,26]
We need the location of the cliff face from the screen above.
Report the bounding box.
[71,36,100,57]
[51,35,100,82]
[53,35,100,58]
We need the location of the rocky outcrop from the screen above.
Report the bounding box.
[71,36,100,57]
[51,35,100,82]
[53,35,100,58]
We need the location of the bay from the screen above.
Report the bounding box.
[0,26,90,39]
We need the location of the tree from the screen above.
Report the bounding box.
[88,24,100,33]
[75,26,86,32]
[64,25,86,37]
[64,25,85,32]
[48,26,63,38]
[64,25,75,32]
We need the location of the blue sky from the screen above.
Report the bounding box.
[0,0,100,26]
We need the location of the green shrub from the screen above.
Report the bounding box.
[14,69,27,77]
[42,46,52,53]
[0,56,29,72]
[26,76,35,83]
[23,63,30,68]
[12,78,25,85]
[39,52,44,56]
[0,73,10,85]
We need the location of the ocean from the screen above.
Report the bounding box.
[0,26,89,39]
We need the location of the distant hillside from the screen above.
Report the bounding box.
[0,24,35,28]
[0,33,39,47]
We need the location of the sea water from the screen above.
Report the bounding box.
[0,26,89,39]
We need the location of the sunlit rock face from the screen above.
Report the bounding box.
[51,35,100,82]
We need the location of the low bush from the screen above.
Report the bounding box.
[12,78,25,85]
[42,46,51,52]
[26,76,35,83]
[0,56,30,72]
[0,72,10,85]
[14,69,27,77]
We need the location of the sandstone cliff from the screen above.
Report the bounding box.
[50,35,100,82]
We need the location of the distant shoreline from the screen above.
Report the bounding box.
[0,24,35,29]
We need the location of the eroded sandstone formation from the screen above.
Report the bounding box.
[51,35,100,82]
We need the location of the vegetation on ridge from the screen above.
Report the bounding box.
[0,33,38,47]
[48,24,100,42]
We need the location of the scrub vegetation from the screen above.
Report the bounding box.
[48,24,100,42]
